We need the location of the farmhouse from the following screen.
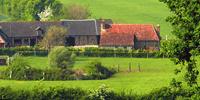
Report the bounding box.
[100,23,161,50]
[0,19,160,50]
[0,21,61,47]
[63,19,99,46]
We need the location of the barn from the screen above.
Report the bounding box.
[0,19,161,50]
[100,24,161,50]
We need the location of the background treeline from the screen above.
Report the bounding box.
[0,0,63,21]
[1,85,200,100]
[0,0,91,21]
[0,46,168,58]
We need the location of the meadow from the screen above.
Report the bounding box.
[0,56,200,94]
[0,56,181,94]
[59,0,172,38]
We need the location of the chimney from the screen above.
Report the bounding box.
[100,19,106,32]
[156,24,160,33]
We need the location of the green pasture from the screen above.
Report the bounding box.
[60,0,172,38]
[1,56,199,94]
[0,56,200,94]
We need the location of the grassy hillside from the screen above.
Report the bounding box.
[60,0,172,38]
[0,57,176,94]
[0,56,199,94]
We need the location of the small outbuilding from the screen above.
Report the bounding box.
[100,24,161,50]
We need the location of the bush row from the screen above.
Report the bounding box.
[0,47,166,58]
[0,49,48,56]
[1,66,116,81]
[67,47,164,58]
[1,68,115,81]
[1,86,200,100]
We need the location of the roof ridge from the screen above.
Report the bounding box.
[112,24,154,25]
[61,19,96,21]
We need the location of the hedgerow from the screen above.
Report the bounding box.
[0,85,200,100]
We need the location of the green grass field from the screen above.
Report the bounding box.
[0,56,199,94]
[60,0,172,38]
[0,57,183,94]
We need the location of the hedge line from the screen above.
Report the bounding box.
[0,86,200,100]
[0,47,166,58]
[0,48,48,56]
[1,67,116,81]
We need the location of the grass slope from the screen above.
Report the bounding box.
[0,56,200,94]
[0,57,176,94]
[60,0,172,38]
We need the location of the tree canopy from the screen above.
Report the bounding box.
[64,3,91,19]
[39,26,67,50]
[0,0,63,21]
[160,0,200,87]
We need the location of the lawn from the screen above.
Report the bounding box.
[0,56,177,94]
[59,0,172,38]
[0,56,200,94]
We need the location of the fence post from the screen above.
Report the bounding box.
[9,70,12,79]
[7,56,10,66]
[34,48,36,56]
[118,64,120,72]
[129,63,132,72]
[138,63,141,72]
[147,52,149,58]
[42,72,45,80]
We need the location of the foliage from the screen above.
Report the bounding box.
[160,0,200,87]
[0,47,48,57]
[0,0,63,21]
[142,86,200,100]
[64,3,91,19]
[86,61,116,79]
[0,46,166,58]
[6,54,31,80]
[39,26,67,50]
[38,6,53,21]
[0,86,86,100]
[1,85,200,100]
[87,84,116,100]
[48,47,76,69]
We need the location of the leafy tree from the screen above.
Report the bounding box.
[7,54,31,80]
[39,26,67,50]
[48,47,76,69]
[0,0,63,21]
[160,0,200,87]
[64,3,91,19]
[38,6,53,21]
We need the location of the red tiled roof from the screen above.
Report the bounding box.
[100,24,159,46]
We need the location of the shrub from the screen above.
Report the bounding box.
[48,47,76,69]
[0,87,14,100]
[86,61,116,79]
[6,54,32,80]
[87,84,116,100]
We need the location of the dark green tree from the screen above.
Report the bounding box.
[64,3,91,19]
[0,0,63,21]
[48,47,76,69]
[160,0,200,87]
